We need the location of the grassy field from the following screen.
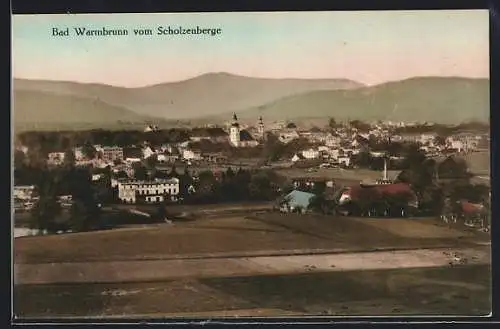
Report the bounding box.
[275,167,397,184]
[14,264,491,318]
[14,213,484,264]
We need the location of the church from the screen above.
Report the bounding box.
[229,113,265,148]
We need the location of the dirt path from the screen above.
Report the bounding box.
[15,246,490,285]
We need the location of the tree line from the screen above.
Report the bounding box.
[15,129,192,154]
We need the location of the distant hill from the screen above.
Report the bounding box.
[13,90,164,131]
[13,73,364,120]
[222,77,490,125]
[12,75,489,131]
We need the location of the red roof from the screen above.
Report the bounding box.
[345,183,415,200]
[460,200,483,214]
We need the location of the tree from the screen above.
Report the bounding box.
[262,133,284,162]
[248,171,277,201]
[145,154,158,169]
[29,171,61,232]
[30,194,61,232]
[353,187,381,216]
[382,191,415,217]
[14,150,26,168]
[434,135,447,147]
[64,149,76,167]
[349,120,370,132]
[353,149,372,168]
[311,181,326,196]
[438,156,469,179]
[133,163,148,180]
[155,202,168,222]
[169,164,179,178]
[328,118,337,129]
[286,122,297,129]
[81,142,97,159]
[308,194,335,214]
[69,198,101,232]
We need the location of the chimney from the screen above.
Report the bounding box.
[383,157,388,181]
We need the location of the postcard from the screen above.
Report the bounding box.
[12,10,491,320]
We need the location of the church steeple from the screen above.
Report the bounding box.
[229,113,241,147]
[231,113,239,128]
[257,116,265,140]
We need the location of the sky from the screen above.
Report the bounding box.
[12,10,489,87]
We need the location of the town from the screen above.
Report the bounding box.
[13,113,491,235]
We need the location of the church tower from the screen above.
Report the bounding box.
[257,116,265,141]
[229,113,240,147]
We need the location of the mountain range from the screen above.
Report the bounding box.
[12,72,489,131]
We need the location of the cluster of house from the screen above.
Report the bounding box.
[289,126,487,168]
[13,185,74,212]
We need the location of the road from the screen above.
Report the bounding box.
[14,245,490,285]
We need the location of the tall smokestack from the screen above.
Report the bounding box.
[383,157,388,181]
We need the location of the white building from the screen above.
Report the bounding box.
[279,130,300,144]
[13,185,35,200]
[101,146,124,163]
[291,153,306,163]
[117,178,180,204]
[182,149,202,161]
[337,156,351,167]
[325,133,341,147]
[257,116,265,140]
[142,146,157,159]
[228,113,260,147]
[47,152,65,165]
[73,147,85,161]
[229,113,241,147]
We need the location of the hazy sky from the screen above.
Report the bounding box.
[12,10,489,87]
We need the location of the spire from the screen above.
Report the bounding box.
[233,113,238,121]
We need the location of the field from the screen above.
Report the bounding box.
[460,150,490,176]
[275,167,398,185]
[14,210,491,318]
[14,264,491,318]
[14,213,484,264]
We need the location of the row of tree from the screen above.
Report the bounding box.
[29,166,102,233]
[15,129,192,154]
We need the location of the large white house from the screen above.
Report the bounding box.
[301,148,320,159]
[117,178,180,204]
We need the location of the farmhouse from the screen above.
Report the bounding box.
[280,190,316,213]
